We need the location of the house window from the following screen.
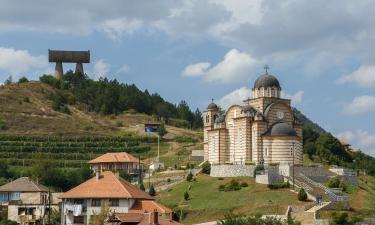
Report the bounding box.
[91,199,101,207]
[109,199,119,207]
[73,216,84,224]
[122,163,128,170]
[10,192,20,201]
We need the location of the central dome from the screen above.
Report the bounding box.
[267,122,297,136]
[253,74,281,89]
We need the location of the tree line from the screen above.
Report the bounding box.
[38,71,203,129]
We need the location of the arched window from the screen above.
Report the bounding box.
[290,147,293,156]
[264,148,268,156]
[213,114,217,122]
[206,115,209,123]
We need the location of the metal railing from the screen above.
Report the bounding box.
[298,173,349,202]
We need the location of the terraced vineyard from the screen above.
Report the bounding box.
[0,135,157,169]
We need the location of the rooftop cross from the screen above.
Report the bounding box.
[211,98,214,103]
[264,64,270,74]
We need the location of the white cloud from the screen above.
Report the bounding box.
[93,59,110,79]
[281,90,304,105]
[344,95,375,115]
[117,64,130,74]
[216,86,251,109]
[0,47,48,77]
[336,130,375,156]
[337,65,375,87]
[98,18,143,41]
[182,62,211,77]
[182,49,259,83]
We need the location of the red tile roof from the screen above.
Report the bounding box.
[129,200,172,214]
[89,152,143,164]
[61,171,154,199]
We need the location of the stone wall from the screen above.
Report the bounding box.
[255,167,283,184]
[210,165,255,177]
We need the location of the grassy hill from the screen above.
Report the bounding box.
[0,81,199,138]
[157,174,312,224]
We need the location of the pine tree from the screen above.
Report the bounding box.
[149,184,156,196]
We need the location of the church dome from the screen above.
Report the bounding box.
[207,101,218,110]
[253,74,281,89]
[267,122,297,136]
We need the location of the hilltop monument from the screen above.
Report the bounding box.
[48,49,90,79]
[204,66,303,165]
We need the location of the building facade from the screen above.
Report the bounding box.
[204,72,303,165]
[61,171,174,225]
[0,177,61,225]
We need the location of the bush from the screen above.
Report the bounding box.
[167,178,171,182]
[268,182,290,190]
[253,164,265,177]
[298,188,308,201]
[330,212,362,225]
[219,179,242,192]
[149,184,156,196]
[186,172,193,182]
[0,119,6,130]
[184,191,189,200]
[139,183,145,191]
[18,77,29,83]
[241,182,249,187]
[201,161,211,174]
[327,177,341,188]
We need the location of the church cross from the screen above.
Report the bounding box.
[264,64,270,74]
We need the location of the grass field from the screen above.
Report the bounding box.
[157,174,310,224]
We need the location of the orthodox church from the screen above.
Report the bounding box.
[203,69,303,165]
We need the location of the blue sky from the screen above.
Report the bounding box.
[1,0,375,156]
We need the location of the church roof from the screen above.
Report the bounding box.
[207,102,218,110]
[254,74,281,89]
[264,122,297,137]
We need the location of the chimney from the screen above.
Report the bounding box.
[96,171,100,181]
[150,210,158,225]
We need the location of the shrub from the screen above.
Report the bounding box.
[184,191,189,200]
[201,161,211,174]
[167,178,171,182]
[219,179,242,192]
[139,183,145,191]
[0,119,6,130]
[218,177,224,180]
[241,182,249,187]
[253,164,265,177]
[327,177,341,188]
[119,171,132,182]
[18,76,29,83]
[186,172,193,182]
[149,184,156,196]
[268,182,290,190]
[298,188,308,201]
[116,121,123,127]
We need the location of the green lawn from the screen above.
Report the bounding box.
[157,174,309,224]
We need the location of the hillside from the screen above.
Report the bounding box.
[293,108,326,134]
[0,81,198,138]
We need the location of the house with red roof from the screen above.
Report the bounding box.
[88,152,144,176]
[61,171,177,225]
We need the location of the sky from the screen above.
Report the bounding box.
[1,0,375,156]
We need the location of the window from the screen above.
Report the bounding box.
[9,192,20,201]
[206,115,209,123]
[290,147,293,156]
[264,148,268,156]
[73,216,84,224]
[109,199,119,207]
[91,199,101,207]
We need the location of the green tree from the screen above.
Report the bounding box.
[184,191,189,201]
[158,123,167,138]
[0,160,11,179]
[4,76,12,85]
[201,162,211,174]
[315,133,352,165]
[0,219,18,225]
[18,77,29,83]
[298,188,308,201]
[119,171,132,182]
[186,172,193,182]
[139,183,145,191]
[148,184,156,196]
[88,203,111,225]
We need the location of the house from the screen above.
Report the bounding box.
[61,171,176,225]
[88,152,144,175]
[0,177,61,225]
